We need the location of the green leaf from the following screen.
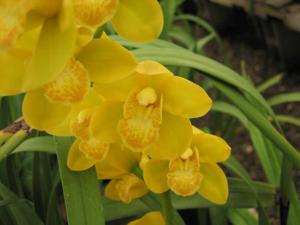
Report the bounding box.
[227,208,258,225]
[209,208,228,225]
[104,178,275,221]
[257,74,283,93]
[248,126,281,184]
[12,136,56,154]
[160,0,177,37]
[174,14,221,43]
[268,92,300,106]
[46,172,64,225]
[213,101,281,184]
[196,34,215,52]
[0,182,44,225]
[55,137,105,225]
[223,157,271,224]
[212,101,249,128]
[33,153,53,220]
[168,26,195,49]
[210,81,300,170]
[275,115,300,127]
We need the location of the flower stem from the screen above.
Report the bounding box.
[160,191,186,225]
[0,130,27,161]
[0,118,31,161]
[0,131,12,146]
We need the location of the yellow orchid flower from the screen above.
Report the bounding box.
[93,61,212,160]
[0,0,77,95]
[22,34,137,135]
[128,212,165,225]
[72,0,163,43]
[142,128,231,204]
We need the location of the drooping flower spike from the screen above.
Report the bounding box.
[127,212,165,225]
[93,61,212,160]
[142,127,231,204]
[0,0,77,95]
[72,0,163,43]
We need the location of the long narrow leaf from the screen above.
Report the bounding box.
[268,92,300,106]
[55,137,105,225]
[12,136,56,154]
[210,81,300,169]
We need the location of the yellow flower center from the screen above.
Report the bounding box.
[118,88,162,151]
[136,87,157,106]
[180,148,194,160]
[79,136,109,162]
[43,59,90,105]
[0,0,29,49]
[73,0,119,28]
[167,149,202,196]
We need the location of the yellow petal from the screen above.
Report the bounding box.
[22,89,70,131]
[118,89,162,151]
[90,101,123,143]
[67,139,94,171]
[96,143,139,179]
[193,133,231,163]
[16,23,43,51]
[94,61,171,101]
[142,159,169,193]
[146,112,192,160]
[73,0,118,28]
[32,0,61,16]
[105,174,148,204]
[76,26,94,51]
[198,163,228,204]
[46,120,73,136]
[94,73,146,101]
[24,15,76,92]
[0,0,29,49]
[135,61,173,92]
[58,0,74,31]
[128,212,165,225]
[192,126,204,135]
[47,88,103,136]
[162,76,212,118]
[77,35,137,83]
[167,149,202,197]
[111,0,163,43]
[0,49,29,95]
[135,61,171,76]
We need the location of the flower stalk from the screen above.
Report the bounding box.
[0,118,31,161]
[160,191,186,225]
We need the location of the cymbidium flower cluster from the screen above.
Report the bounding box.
[1,1,231,224]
